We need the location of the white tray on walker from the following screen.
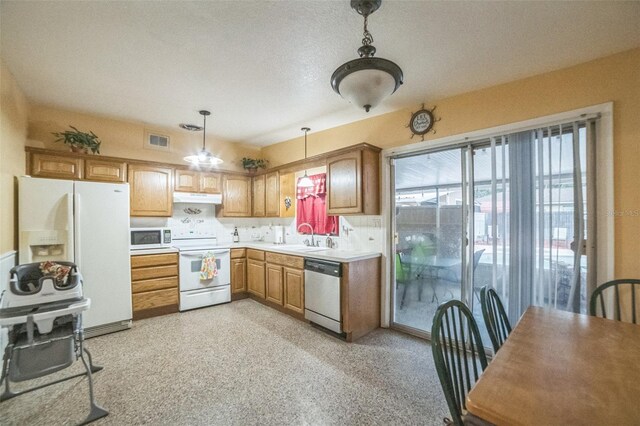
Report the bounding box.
[0,297,109,425]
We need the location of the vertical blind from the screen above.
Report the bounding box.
[482,119,594,323]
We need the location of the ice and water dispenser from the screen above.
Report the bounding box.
[19,230,72,263]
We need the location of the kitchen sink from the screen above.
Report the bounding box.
[271,244,326,252]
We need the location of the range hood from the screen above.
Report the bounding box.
[173,192,222,204]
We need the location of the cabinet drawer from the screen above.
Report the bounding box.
[132,288,178,311]
[230,248,246,259]
[131,264,178,281]
[247,249,265,261]
[265,252,304,269]
[131,277,178,294]
[131,253,178,268]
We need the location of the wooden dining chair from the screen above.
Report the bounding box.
[590,279,640,324]
[432,300,488,426]
[480,286,512,353]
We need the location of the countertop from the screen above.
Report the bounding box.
[224,242,381,263]
[129,243,380,262]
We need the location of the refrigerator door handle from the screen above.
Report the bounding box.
[67,192,75,261]
[74,192,81,268]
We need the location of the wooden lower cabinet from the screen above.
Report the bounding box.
[264,253,304,313]
[341,257,381,342]
[265,264,284,305]
[283,267,304,314]
[130,253,179,319]
[247,258,266,298]
[231,257,247,293]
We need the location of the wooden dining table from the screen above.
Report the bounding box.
[465,306,640,425]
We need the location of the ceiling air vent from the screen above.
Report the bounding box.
[145,131,170,151]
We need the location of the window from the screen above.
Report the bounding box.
[296,173,339,237]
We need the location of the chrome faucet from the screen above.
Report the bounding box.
[297,222,315,246]
[326,236,335,249]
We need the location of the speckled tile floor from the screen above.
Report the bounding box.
[1,299,448,425]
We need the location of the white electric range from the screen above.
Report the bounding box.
[172,237,231,311]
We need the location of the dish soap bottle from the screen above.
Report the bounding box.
[233,226,240,243]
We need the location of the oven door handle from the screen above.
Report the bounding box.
[181,251,229,258]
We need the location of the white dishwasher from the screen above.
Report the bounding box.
[304,258,343,334]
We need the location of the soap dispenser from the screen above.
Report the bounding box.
[233,226,240,243]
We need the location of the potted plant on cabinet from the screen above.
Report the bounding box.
[241,157,268,174]
[52,126,102,154]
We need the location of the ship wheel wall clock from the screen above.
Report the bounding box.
[408,104,441,141]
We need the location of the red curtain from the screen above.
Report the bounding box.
[296,173,339,235]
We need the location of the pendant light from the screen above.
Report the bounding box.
[298,127,314,188]
[183,110,223,166]
[331,0,403,112]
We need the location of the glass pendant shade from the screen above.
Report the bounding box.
[298,172,314,188]
[333,63,399,112]
[184,149,223,165]
[183,110,223,166]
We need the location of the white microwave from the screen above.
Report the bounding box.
[130,228,172,250]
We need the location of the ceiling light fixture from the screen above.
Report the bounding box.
[179,123,203,131]
[183,110,223,166]
[298,127,314,188]
[331,0,403,112]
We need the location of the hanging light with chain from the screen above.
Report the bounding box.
[298,127,314,188]
[183,110,223,166]
[331,0,403,112]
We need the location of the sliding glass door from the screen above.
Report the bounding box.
[391,120,595,341]
[392,148,467,335]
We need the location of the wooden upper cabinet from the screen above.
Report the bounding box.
[326,146,380,215]
[265,171,280,217]
[221,175,252,217]
[174,169,199,192]
[200,172,221,194]
[175,170,221,194]
[279,172,296,218]
[30,153,83,180]
[128,164,173,217]
[84,159,127,183]
[252,175,266,217]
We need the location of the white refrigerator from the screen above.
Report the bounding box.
[18,176,132,335]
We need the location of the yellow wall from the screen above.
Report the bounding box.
[0,61,29,253]
[262,48,640,278]
[28,105,261,172]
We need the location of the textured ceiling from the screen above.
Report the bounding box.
[1,1,638,146]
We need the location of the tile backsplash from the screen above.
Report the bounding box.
[131,203,384,252]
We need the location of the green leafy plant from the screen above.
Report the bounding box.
[241,157,268,170]
[52,125,102,154]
